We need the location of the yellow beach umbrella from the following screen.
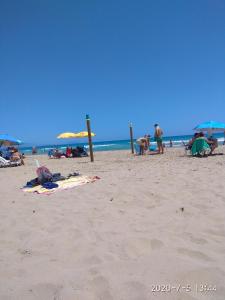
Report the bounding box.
[57,132,77,139]
[74,131,96,138]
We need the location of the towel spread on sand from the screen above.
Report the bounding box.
[22,175,100,194]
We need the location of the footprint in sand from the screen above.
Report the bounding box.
[88,267,100,276]
[184,233,208,245]
[18,249,32,256]
[122,238,164,259]
[206,228,225,238]
[88,275,113,300]
[85,255,102,265]
[177,248,212,261]
[27,283,63,299]
[173,294,198,300]
[150,239,164,250]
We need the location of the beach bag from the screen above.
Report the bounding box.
[36,166,53,184]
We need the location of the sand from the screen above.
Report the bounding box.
[0,148,225,300]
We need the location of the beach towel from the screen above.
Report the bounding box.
[191,137,211,157]
[22,175,100,195]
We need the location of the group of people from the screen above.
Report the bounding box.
[187,132,218,155]
[136,124,164,155]
[136,124,220,157]
[65,146,88,158]
[48,146,88,159]
[0,147,25,164]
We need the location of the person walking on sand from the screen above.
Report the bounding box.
[154,124,164,154]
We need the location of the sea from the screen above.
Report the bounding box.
[19,133,225,155]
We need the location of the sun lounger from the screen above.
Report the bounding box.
[182,141,192,155]
[0,156,21,168]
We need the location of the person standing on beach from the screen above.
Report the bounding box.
[154,124,164,154]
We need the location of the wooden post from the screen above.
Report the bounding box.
[129,122,134,154]
[86,114,94,162]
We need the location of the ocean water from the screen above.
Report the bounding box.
[19,133,225,155]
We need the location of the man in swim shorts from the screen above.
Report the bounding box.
[154,124,164,154]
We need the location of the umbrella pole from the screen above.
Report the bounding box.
[207,129,213,137]
[86,114,94,162]
[129,122,134,154]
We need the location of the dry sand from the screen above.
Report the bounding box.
[0,148,225,300]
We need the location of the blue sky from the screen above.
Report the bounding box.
[1,0,225,145]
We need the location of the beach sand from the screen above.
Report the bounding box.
[0,148,225,300]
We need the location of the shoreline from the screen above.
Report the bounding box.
[19,135,225,156]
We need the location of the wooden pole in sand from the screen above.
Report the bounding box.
[86,114,94,162]
[129,122,134,154]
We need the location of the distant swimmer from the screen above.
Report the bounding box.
[169,140,173,147]
[32,146,37,155]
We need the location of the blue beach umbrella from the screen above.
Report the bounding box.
[194,121,225,136]
[0,134,22,147]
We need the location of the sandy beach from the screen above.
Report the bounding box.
[0,147,225,300]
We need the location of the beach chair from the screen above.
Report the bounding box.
[182,141,191,155]
[191,138,211,157]
[0,156,21,168]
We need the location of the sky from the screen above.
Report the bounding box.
[1,0,225,145]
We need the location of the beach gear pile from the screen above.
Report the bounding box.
[23,165,100,195]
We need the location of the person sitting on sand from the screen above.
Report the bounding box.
[199,132,218,154]
[66,147,72,158]
[154,124,164,154]
[10,149,24,165]
[54,149,66,158]
[48,149,63,159]
[48,149,54,158]
[187,133,199,149]
[71,147,79,157]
